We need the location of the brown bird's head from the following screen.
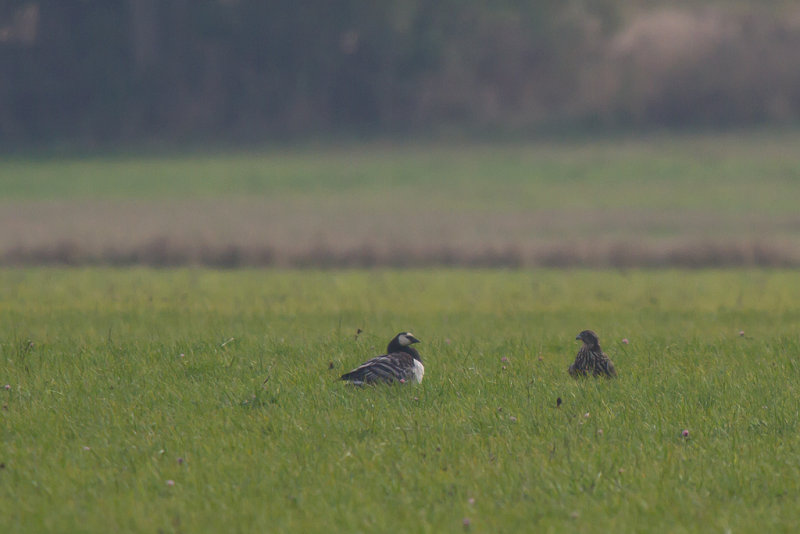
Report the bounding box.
[576,330,600,347]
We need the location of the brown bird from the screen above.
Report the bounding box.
[569,330,616,378]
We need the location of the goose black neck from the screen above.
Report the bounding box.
[405,345,422,362]
[387,341,422,362]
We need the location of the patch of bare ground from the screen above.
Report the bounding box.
[2,200,800,267]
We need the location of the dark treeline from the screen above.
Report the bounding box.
[2,1,800,146]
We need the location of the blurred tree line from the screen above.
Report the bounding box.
[1,0,799,146]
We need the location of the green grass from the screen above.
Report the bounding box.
[2,130,800,215]
[2,268,800,532]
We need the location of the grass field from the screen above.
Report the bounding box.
[2,268,800,532]
[2,130,800,267]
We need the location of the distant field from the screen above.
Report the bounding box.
[2,131,800,267]
[2,268,800,532]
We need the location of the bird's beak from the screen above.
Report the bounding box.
[409,335,420,344]
[575,335,581,340]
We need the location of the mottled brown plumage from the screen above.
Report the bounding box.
[569,330,616,378]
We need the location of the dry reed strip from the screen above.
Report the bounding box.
[2,200,800,268]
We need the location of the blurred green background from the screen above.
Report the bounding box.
[1,1,800,267]
[2,1,800,145]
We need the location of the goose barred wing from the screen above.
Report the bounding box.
[341,353,415,384]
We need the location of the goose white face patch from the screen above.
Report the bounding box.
[398,333,414,346]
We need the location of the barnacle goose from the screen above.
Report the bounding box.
[341,332,424,385]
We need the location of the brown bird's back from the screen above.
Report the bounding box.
[569,330,617,378]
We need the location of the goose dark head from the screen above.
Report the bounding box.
[388,331,419,349]
[387,332,421,357]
